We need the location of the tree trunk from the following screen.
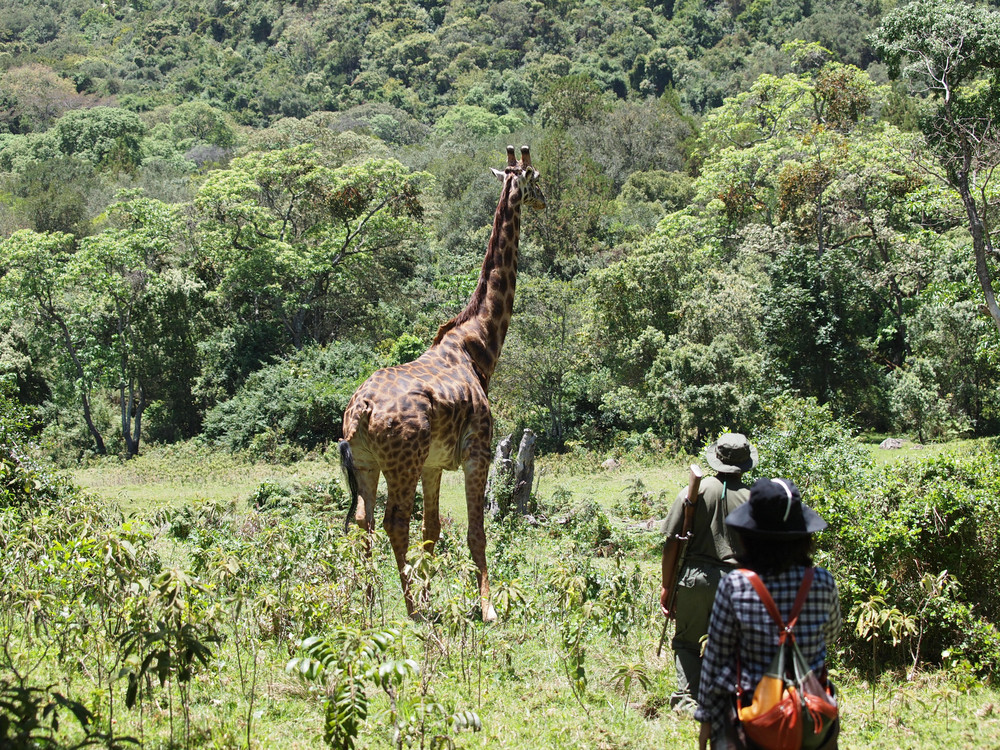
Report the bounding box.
[948,111,1000,335]
[53,314,106,454]
[121,380,146,458]
[960,177,1000,335]
[486,430,537,518]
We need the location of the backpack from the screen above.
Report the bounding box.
[734,568,839,750]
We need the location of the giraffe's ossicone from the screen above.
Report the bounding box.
[339,146,544,623]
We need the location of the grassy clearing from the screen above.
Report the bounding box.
[74,444,337,513]
[74,444,694,518]
[860,436,983,466]
[49,444,1000,748]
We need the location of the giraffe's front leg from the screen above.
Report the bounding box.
[464,453,497,623]
[421,468,442,554]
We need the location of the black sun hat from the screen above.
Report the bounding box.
[725,477,827,539]
[705,433,758,474]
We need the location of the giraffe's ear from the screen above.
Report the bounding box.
[490,168,505,182]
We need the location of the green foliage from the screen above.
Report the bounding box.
[762,243,885,423]
[202,341,380,454]
[288,625,482,750]
[9,156,99,235]
[49,107,146,172]
[384,332,425,366]
[753,395,873,495]
[614,477,671,521]
[195,146,431,349]
[872,0,1000,340]
[492,276,593,452]
[288,628,406,749]
[434,105,523,139]
[887,358,970,443]
[818,449,1000,676]
[0,675,125,750]
[0,386,76,510]
[4,441,1000,746]
[119,568,221,706]
[168,101,237,149]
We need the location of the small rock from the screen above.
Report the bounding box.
[879,438,904,449]
[602,457,621,470]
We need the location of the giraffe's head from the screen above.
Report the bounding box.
[491,145,546,210]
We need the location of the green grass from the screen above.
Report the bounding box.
[860,436,984,466]
[73,443,338,513]
[47,443,1000,749]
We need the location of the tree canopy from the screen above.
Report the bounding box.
[0,0,998,457]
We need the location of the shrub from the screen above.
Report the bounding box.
[0,388,77,510]
[203,341,380,453]
[824,449,1000,673]
[753,395,874,495]
[754,399,1000,676]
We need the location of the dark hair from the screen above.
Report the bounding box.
[735,532,814,574]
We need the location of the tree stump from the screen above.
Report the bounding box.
[486,429,536,518]
[513,429,536,516]
[485,434,514,517]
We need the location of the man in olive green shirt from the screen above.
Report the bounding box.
[659,433,757,714]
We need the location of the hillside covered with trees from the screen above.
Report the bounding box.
[1,0,999,460]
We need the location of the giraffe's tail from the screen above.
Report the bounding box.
[339,439,360,534]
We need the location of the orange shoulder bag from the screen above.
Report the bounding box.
[735,568,839,750]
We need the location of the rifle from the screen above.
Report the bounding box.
[657,463,703,657]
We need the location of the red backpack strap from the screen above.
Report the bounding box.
[734,568,815,702]
[787,567,815,632]
[737,567,815,639]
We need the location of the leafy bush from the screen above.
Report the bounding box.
[614,476,672,520]
[753,395,874,495]
[203,341,380,453]
[753,399,1000,675]
[0,388,77,510]
[824,449,1000,673]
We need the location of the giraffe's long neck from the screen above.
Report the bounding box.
[433,175,522,386]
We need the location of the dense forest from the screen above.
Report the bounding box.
[2,0,1000,460]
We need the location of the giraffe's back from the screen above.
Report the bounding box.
[342,346,490,472]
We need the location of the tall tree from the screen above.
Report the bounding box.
[0,195,196,457]
[73,195,195,456]
[195,145,430,350]
[0,230,106,453]
[491,276,589,451]
[873,0,1000,335]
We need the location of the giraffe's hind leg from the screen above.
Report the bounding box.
[352,467,380,610]
[353,467,380,532]
[383,469,426,620]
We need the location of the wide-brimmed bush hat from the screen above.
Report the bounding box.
[705,433,758,474]
[725,477,827,539]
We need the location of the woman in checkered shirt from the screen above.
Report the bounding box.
[695,478,842,750]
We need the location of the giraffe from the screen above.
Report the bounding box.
[338,146,544,623]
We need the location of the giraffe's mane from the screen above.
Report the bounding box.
[432,173,517,346]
